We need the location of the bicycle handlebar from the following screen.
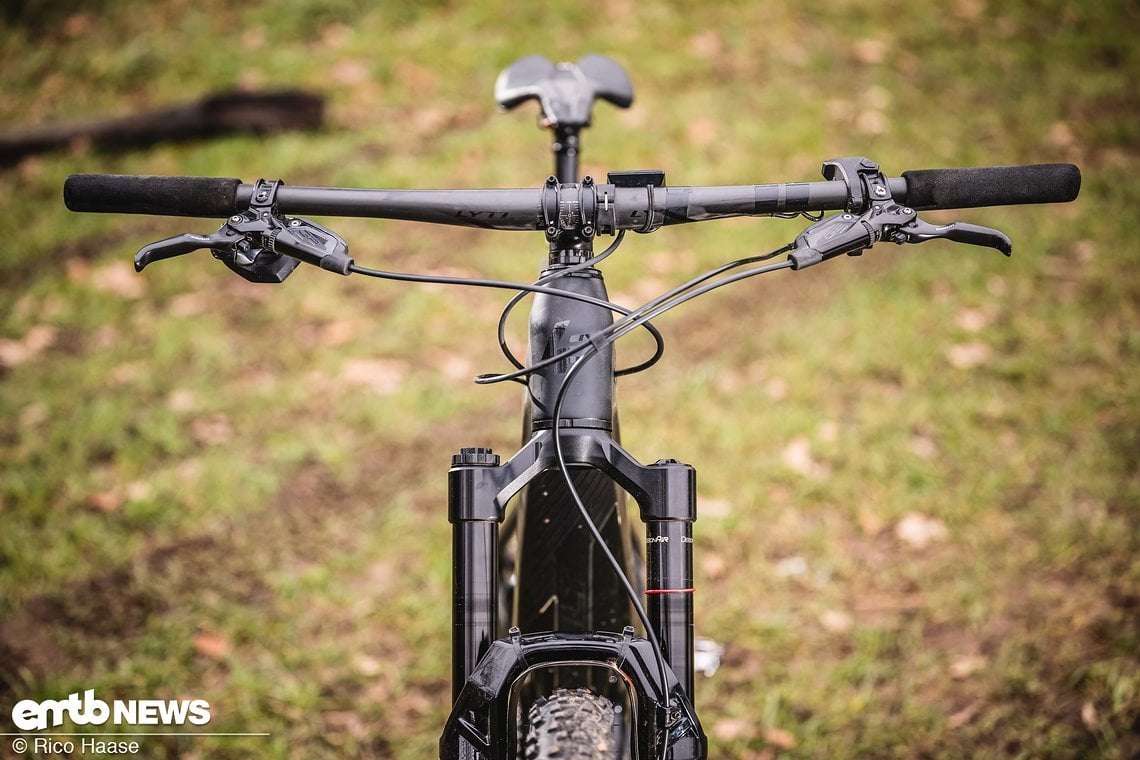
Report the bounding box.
[64,163,1080,230]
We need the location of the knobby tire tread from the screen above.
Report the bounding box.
[524,687,619,760]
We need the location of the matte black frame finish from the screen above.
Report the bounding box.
[442,259,705,757]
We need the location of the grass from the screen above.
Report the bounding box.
[1,0,1138,758]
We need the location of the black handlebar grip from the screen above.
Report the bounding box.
[64,174,242,217]
[901,163,1080,211]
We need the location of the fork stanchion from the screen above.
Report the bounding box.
[448,447,503,703]
[644,459,698,703]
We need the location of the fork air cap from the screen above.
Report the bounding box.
[451,447,500,467]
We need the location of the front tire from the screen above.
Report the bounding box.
[524,687,622,760]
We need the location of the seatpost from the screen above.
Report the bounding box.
[552,125,580,182]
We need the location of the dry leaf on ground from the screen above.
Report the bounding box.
[895,512,949,549]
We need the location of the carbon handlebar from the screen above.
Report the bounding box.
[64,163,1080,230]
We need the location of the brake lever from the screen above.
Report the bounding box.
[134,230,239,272]
[788,200,1013,269]
[890,217,1012,255]
[131,179,352,283]
[133,218,300,284]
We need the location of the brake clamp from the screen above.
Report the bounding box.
[821,156,891,213]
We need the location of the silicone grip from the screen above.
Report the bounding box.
[901,163,1080,211]
[64,174,242,217]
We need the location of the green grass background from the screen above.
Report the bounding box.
[1,1,1137,757]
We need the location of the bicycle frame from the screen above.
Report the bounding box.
[440,243,706,759]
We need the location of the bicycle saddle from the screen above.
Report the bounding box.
[495,54,633,127]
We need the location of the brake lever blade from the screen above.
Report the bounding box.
[898,219,1012,256]
[134,230,236,271]
[942,222,1013,256]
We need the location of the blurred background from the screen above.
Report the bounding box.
[1,1,1136,757]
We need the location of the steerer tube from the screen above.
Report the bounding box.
[526,267,616,431]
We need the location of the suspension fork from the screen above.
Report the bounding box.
[448,437,699,701]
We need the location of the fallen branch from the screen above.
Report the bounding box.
[0,89,325,166]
